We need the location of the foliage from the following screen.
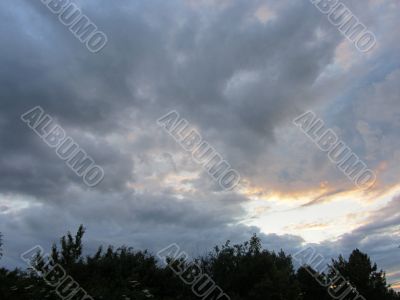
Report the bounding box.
[0,228,398,300]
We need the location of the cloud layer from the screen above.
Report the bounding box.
[0,0,399,289]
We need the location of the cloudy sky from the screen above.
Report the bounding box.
[1,0,399,290]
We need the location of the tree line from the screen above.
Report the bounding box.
[0,226,398,300]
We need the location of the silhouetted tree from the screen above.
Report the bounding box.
[1,228,399,300]
[327,249,395,300]
[297,266,329,300]
[199,234,301,300]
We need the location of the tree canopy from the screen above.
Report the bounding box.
[0,227,398,300]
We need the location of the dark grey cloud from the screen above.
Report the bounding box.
[0,0,399,288]
[1,0,343,193]
[0,189,301,269]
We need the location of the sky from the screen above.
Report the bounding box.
[0,0,399,291]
